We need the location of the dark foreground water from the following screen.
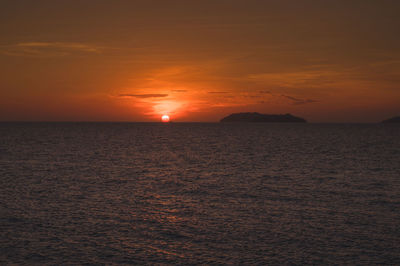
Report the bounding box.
[1,123,399,265]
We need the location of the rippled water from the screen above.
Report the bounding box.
[1,123,399,264]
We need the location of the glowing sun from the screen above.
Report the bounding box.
[161,115,170,122]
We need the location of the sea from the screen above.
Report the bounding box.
[1,122,399,265]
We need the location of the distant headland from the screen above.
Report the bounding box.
[220,112,307,123]
[382,116,400,123]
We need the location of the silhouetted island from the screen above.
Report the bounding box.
[382,116,400,123]
[220,112,307,123]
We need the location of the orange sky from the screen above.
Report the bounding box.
[1,0,399,122]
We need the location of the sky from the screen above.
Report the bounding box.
[1,0,399,122]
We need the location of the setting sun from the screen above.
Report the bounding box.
[161,115,170,122]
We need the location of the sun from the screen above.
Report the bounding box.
[161,115,170,122]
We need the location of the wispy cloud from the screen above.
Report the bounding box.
[208,91,229,94]
[18,42,100,52]
[248,70,342,88]
[255,90,318,105]
[281,95,318,105]
[1,42,102,56]
[118,94,168,98]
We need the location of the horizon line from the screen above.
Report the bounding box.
[0,121,391,124]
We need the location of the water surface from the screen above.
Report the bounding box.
[1,123,399,264]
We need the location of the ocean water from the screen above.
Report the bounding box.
[1,122,399,265]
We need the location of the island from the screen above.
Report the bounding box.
[220,112,307,123]
[382,116,400,123]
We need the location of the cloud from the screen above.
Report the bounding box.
[247,70,343,89]
[281,95,318,105]
[0,42,102,56]
[208,91,229,94]
[118,94,168,98]
[171,89,187,93]
[255,89,318,105]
